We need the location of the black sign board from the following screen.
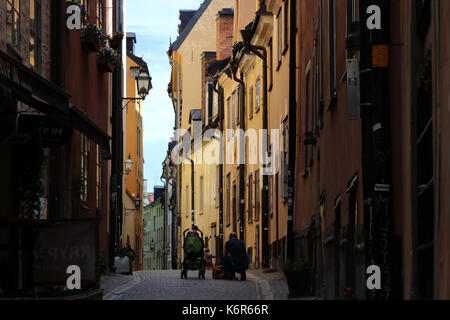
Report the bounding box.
[33,219,99,286]
[18,114,72,147]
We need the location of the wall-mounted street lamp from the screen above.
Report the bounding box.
[122,68,152,110]
[124,155,133,175]
[135,197,141,209]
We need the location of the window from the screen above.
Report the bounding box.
[215,166,220,208]
[185,186,189,217]
[255,170,260,221]
[213,87,219,120]
[96,145,103,210]
[96,0,104,30]
[80,0,89,25]
[255,78,261,113]
[30,0,42,73]
[226,174,231,226]
[137,127,141,157]
[205,82,213,125]
[284,0,289,51]
[277,6,282,66]
[248,174,253,222]
[6,0,20,50]
[227,97,232,129]
[248,86,254,118]
[305,68,311,170]
[268,38,273,89]
[269,175,274,217]
[199,176,204,214]
[80,134,89,202]
[329,0,337,98]
[232,182,237,233]
[281,122,289,199]
[232,90,238,127]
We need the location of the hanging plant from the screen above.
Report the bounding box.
[81,24,107,52]
[97,47,120,73]
[109,31,124,50]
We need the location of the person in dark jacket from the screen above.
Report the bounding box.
[224,232,249,280]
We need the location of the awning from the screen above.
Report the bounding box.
[69,105,111,157]
[0,50,111,156]
[0,50,70,116]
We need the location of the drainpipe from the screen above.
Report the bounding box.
[433,0,440,300]
[240,42,269,269]
[287,0,297,263]
[169,57,181,269]
[212,77,224,262]
[160,175,167,270]
[230,65,246,242]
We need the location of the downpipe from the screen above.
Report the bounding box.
[242,43,270,269]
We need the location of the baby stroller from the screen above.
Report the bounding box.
[181,228,206,280]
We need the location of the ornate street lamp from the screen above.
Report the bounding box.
[123,67,152,109]
[124,155,133,175]
[136,71,152,100]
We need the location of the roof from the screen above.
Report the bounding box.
[171,0,212,51]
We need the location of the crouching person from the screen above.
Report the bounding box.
[225,232,249,281]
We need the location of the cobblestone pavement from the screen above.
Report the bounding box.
[100,273,145,300]
[117,270,258,300]
[101,269,295,300]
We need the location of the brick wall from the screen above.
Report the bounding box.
[216,9,234,60]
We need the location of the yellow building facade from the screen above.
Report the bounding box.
[122,43,148,271]
[169,0,235,261]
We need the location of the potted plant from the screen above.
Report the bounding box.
[81,24,107,52]
[115,245,135,275]
[282,259,313,298]
[109,31,124,50]
[97,47,120,73]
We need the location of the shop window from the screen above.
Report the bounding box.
[30,0,42,73]
[6,0,20,51]
[96,0,104,30]
[96,145,103,211]
[80,134,89,203]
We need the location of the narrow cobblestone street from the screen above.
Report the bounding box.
[101,270,291,300]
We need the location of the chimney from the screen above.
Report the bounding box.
[216,8,234,60]
[126,32,136,55]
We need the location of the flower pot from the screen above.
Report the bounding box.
[82,34,101,52]
[109,39,122,50]
[98,57,115,73]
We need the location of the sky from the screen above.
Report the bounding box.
[125,0,203,194]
